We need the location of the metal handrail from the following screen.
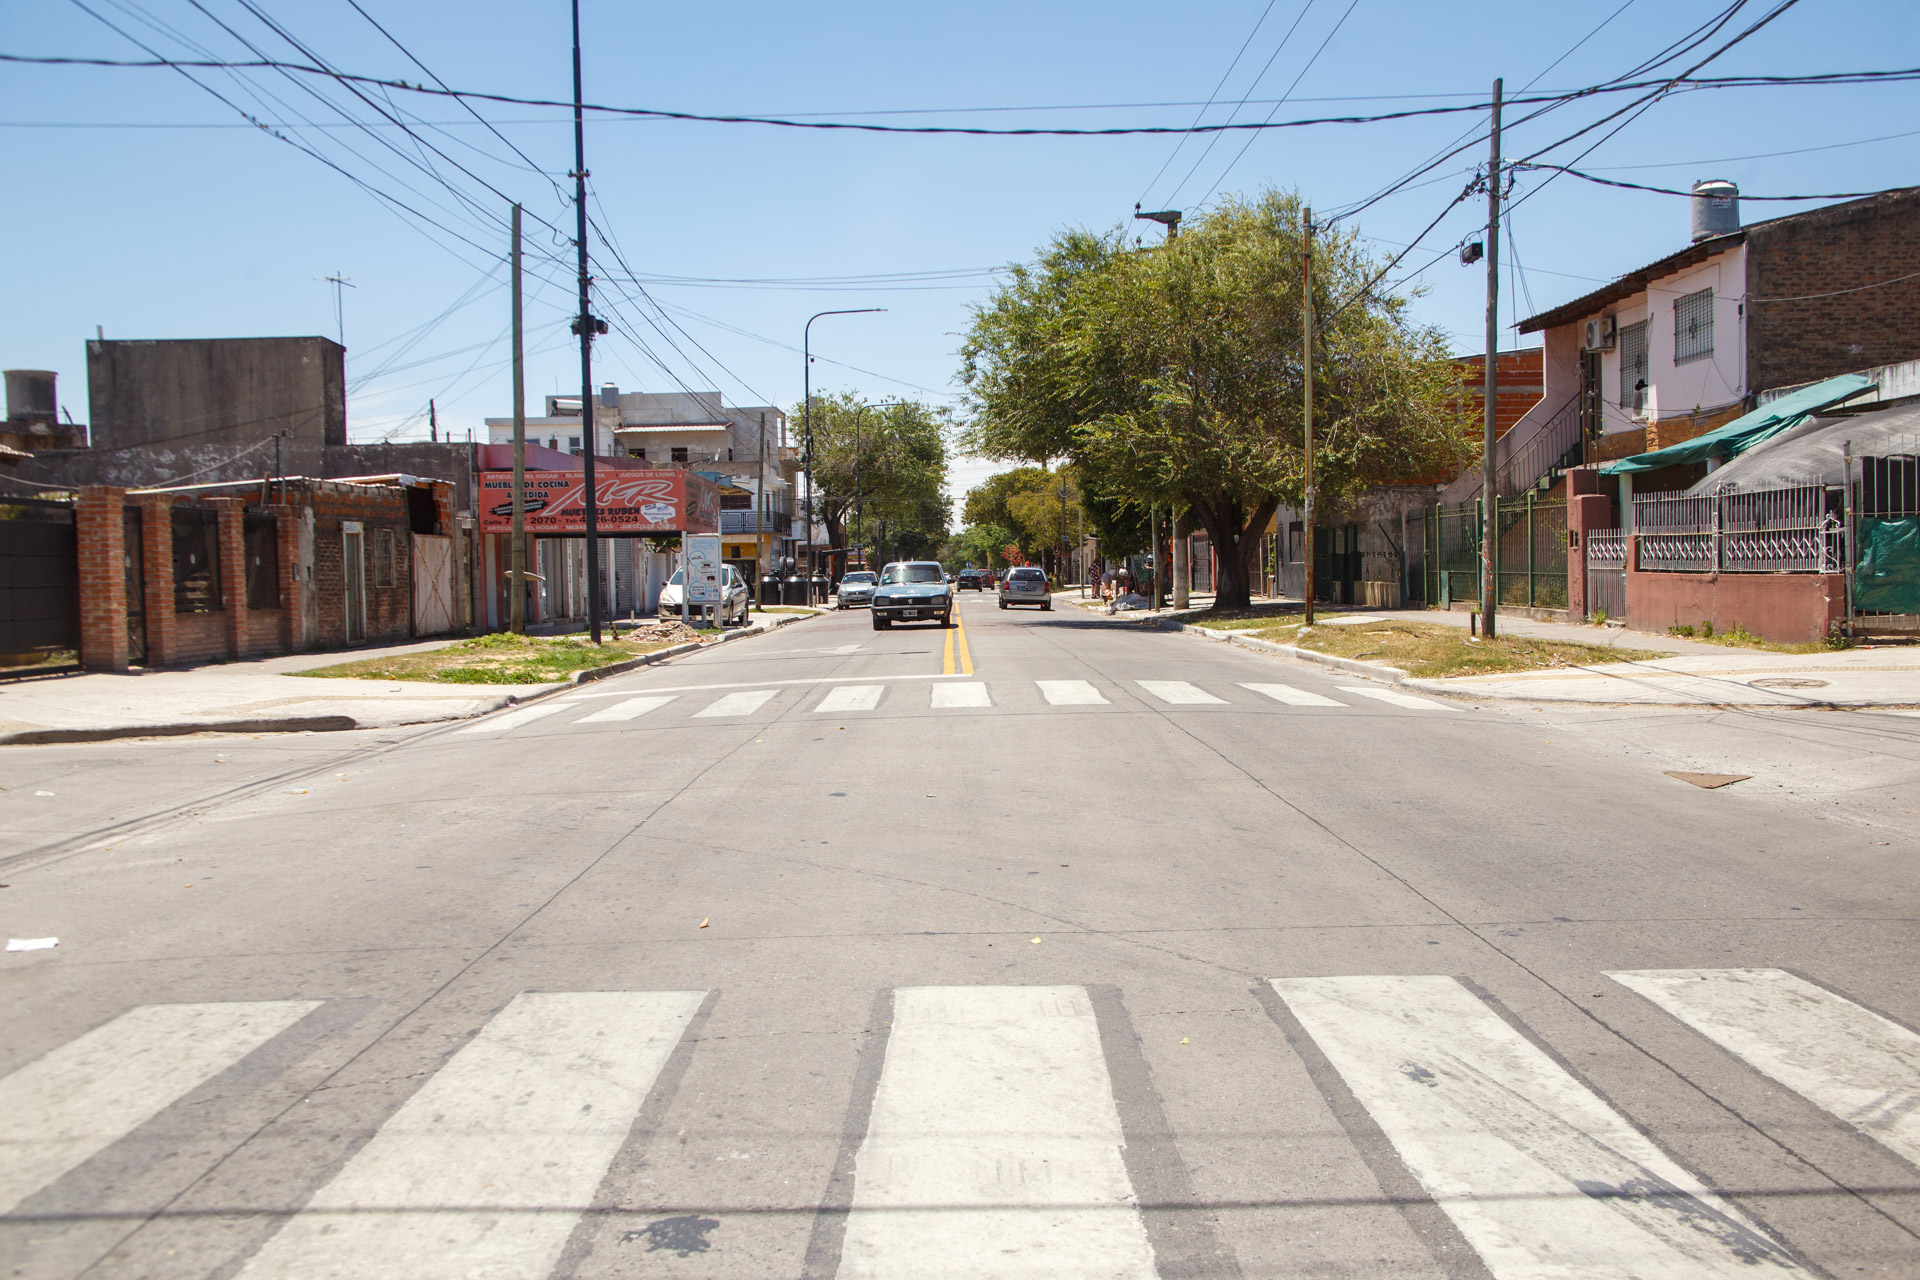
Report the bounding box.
[1496,393,1583,496]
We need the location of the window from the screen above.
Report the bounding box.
[628,447,647,460]
[568,435,582,455]
[244,512,279,609]
[1618,320,1649,412]
[671,446,689,463]
[720,492,751,510]
[171,507,222,613]
[1674,287,1714,364]
[372,528,395,588]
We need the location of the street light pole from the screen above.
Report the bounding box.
[803,309,884,590]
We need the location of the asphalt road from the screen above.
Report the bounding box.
[4,591,1919,1278]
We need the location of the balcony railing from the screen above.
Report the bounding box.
[721,510,791,535]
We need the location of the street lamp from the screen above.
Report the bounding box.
[803,309,885,589]
[1133,204,1181,240]
[852,399,903,570]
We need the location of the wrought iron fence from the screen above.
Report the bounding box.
[1632,485,1837,573]
[1422,496,1567,608]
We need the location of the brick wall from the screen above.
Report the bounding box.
[1747,188,1920,393]
[75,487,128,671]
[1645,403,1746,452]
[305,482,415,647]
[1452,349,1546,439]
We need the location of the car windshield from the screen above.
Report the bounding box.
[843,573,877,585]
[1010,568,1044,581]
[667,569,684,585]
[881,564,943,585]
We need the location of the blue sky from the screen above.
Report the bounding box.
[6,1,1917,508]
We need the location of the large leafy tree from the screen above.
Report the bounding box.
[796,392,950,558]
[960,189,1471,607]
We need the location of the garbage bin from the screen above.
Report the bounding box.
[781,574,806,606]
[810,573,830,606]
[760,573,781,608]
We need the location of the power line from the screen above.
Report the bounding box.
[1512,163,1915,203]
[1136,0,1281,207]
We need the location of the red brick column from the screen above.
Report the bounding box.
[137,495,177,666]
[274,502,305,650]
[75,486,130,671]
[213,497,246,660]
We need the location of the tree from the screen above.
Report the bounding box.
[960,189,1472,608]
[962,465,1083,573]
[795,392,950,561]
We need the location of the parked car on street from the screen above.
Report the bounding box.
[957,569,986,591]
[836,571,878,610]
[658,564,751,625]
[871,561,952,629]
[999,565,1052,610]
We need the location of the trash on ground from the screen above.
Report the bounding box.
[1665,771,1751,789]
[699,917,710,928]
[6,938,58,952]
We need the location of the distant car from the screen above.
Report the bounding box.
[658,565,750,625]
[957,569,985,591]
[837,571,878,610]
[998,565,1051,610]
[871,561,952,630]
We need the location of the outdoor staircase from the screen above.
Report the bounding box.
[1438,393,1584,507]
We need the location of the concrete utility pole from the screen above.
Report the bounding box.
[755,410,767,610]
[1302,206,1317,626]
[1481,77,1504,639]
[1172,510,1187,609]
[509,203,527,634]
[570,0,604,644]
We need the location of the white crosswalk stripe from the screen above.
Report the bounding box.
[930,682,992,708]
[1273,975,1798,1278]
[1036,679,1107,705]
[694,689,778,717]
[815,684,885,713]
[455,702,565,734]
[1609,967,1920,1168]
[575,694,676,723]
[1241,682,1345,706]
[839,986,1155,1278]
[1335,686,1457,711]
[235,991,703,1280]
[0,1001,320,1214]
[1136,679,1226,705]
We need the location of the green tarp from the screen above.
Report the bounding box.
[1600,373,1876,475]
[1854,517,1920,614]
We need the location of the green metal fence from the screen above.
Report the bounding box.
[1423,495,1567,609]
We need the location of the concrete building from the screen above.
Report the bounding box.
[2,370,88,456]
[86,337,346,452]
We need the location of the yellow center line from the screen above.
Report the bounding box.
[942,617,955,675]
[955,606,974,675]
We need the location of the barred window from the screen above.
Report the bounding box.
[244,512,280,609]
[1674,287,1714,364]
[1618,321,1649,411]
[171,507,222,614]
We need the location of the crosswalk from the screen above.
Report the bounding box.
[458,675,1457,734]
[7,968,1911,1277]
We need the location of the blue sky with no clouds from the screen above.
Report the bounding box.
[4,1,1917,508]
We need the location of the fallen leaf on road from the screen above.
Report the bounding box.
[6,938,57,952]
[699,917,710,928]
[1181,1037,1190,1045]
[1030,937,1042,944]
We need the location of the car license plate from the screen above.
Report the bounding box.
[902,609,919,618]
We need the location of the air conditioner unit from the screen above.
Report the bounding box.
[1583,315,1617,352]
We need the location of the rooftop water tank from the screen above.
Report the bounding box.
[4,370,57,424]
[1691,179,1740,242]
[600,381,620,408]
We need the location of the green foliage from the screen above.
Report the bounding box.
[795,392,950,554]
[959,188,1473,606]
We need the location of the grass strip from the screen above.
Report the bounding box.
[1243,618,1666,679]
[292,631,686,685]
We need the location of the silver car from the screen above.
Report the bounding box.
[837,571,878,609]
[998,565,1052,610]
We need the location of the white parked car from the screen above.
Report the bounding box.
[657,565,750,625]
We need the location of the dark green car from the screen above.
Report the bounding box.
[871,561,953,630]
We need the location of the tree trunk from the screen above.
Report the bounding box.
[1188,494,1280,611]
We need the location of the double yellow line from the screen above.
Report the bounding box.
[942,605,974,675]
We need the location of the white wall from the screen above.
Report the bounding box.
[1598,244,1746,430]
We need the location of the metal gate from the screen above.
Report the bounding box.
[1852,454,1920,632]
[124,505,147,664]
[1585,528,1626,621]
[0,498,79,657]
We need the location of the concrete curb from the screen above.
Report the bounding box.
[0,612,821,746]
[1175,622,1412,684]
[0,715,358,746]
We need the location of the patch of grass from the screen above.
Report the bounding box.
[292,632,678,685]
[1668,621,1850,654]
[1243,618,1666,678]
[1180,604,1308,631]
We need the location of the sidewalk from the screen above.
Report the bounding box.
[0,611,812,744]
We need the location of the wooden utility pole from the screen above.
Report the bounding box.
[755,410,767,611]
[1481,78,1504,639]
[570,0,603,644]
[509,204,527,634]
[1302,206,1316,626]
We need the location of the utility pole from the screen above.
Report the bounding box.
[1481,77,1503,640]
[429,398,437,443]
[1171,508,1187,609]
[1150,504,1161,610]
[570,0,604,644]
[320,271,354,348]
[1302,206,1316,626]
[509,203,527,634]
[755,409,767,611]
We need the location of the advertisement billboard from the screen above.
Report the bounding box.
[684,534,723,604]
[477,468,720,535]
